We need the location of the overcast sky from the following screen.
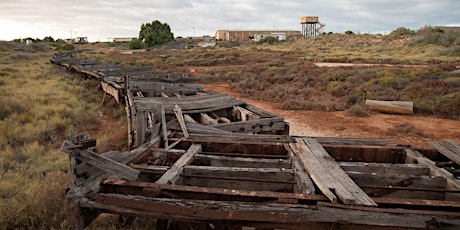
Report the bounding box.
[1,0,459,42]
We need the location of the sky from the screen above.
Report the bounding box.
[0,0,459,42]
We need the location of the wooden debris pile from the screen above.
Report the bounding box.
[52,51,460,229]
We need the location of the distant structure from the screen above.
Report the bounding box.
[113,37,137,43]
[215,30,302,41]
[300,16,325,37]
[75,37,88,44]
[254,33,287,42]
[197,35,216,47]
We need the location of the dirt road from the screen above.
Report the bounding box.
[205,84,460,148]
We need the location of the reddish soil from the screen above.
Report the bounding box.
[205,84,460,148]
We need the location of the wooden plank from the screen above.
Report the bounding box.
[100,81,120,103]
[405,148,460,201]
[160,106,168,148]
[173,105,189,138]
[303,137,377,207]
[347,172,447,200]
[285,143,315,195]
[233,106,260,121]
[338,162,430,176]
[195,154,292,168]
[155,144,202,184]
[323,144,406,163]
[429,141,460,165]
[183,114,196,123]
[183,165,294,182]
[289,138,338,203]
[199,113,217,124]
[186,133,292,143]
[313,137,387,146]
[100,179,327,202]
[365,99,413,115]
[182,176,293,192]
[61,141,139,181]
[85,194,460,228]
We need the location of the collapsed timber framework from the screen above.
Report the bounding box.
[51,51,460,229]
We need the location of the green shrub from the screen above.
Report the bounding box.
[56,44,75,51]
[259,36,279,45]
[384,27,415,40]
[129,38,143,49]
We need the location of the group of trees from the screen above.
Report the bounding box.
[129,20,174,49]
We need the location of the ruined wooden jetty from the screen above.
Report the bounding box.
[52,51,460,229]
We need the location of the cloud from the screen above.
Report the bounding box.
[0,0,459,41]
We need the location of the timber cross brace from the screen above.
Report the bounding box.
[53,51,460,229]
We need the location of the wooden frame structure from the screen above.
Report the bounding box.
[52,51,460,229]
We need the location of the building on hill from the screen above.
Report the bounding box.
[215,29,302,41]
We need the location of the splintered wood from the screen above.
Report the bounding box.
[290,137,377,206]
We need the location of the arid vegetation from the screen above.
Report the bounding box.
[0,41,127,228]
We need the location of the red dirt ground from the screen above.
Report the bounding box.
[205,84,460,148]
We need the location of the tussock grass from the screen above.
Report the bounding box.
[0,43,105,228]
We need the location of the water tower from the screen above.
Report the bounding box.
[300,16,325,37]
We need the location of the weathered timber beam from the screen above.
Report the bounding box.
[289,139,338,203]
[61,141,139,181]
[429,140,460,165]
[177,139,288,156]
[101,81,120,103]
[82,193,460,228]
[312,137,388,146]
[194,154,292,168]
[183,165,294,182]
[100,179,327,202]
[338,162,430,176]
[185,133,292,143]
[322,144,406,163]
[285,143,316,195]
[233,106,260,121]
[174,105,189,138]
[347,171,447,200]
[405,148,460,201]
[303,137,377,206]
[155,144,202,184]
[373,197,460,211]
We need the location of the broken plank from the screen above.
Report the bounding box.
[285,143,316,195]
[289,138,338,203]
[405,148,460,201]
[174,105,189,138]
[155,144,202,184]
[429,140,460,165]
[160,106,168,148]
[61,141,139,181]
[303,137,377,206]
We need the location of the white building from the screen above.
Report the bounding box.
[254,33,287,42]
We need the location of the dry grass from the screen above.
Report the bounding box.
[386,123,429,138]
[0,43,119,228]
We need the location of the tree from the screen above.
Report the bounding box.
[139,20,174,47]
[43,36,55,42]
